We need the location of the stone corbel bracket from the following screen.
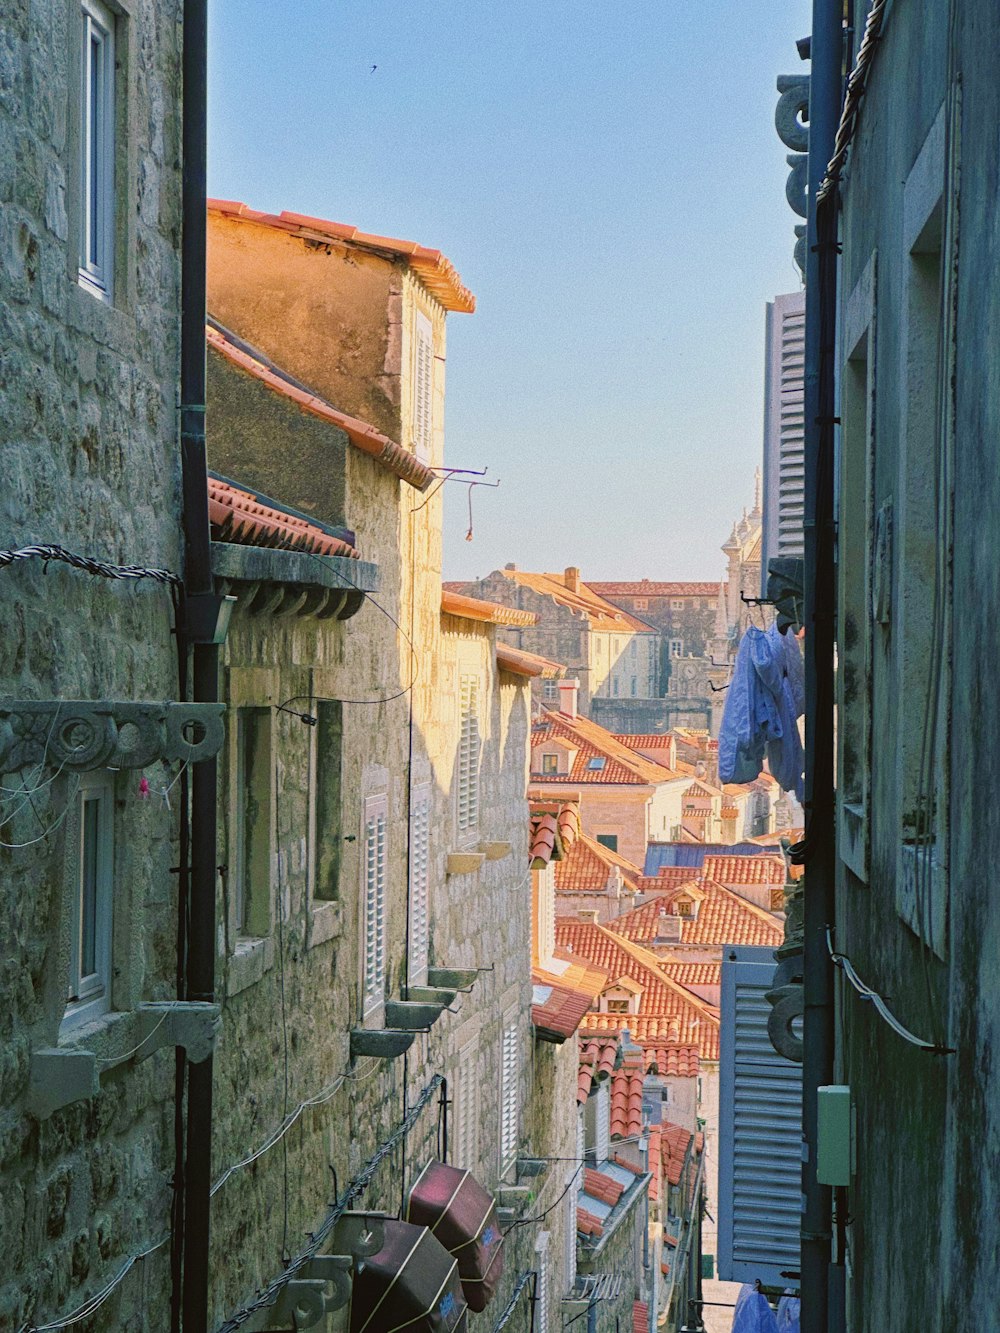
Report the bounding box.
[0,699,225,772]
[776,73,811,276]
[26,1001,222,1119]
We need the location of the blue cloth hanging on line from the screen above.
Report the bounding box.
[732,1284,780,1333]
[718,623,804,803]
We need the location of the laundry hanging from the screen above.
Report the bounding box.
[718,623,804,802]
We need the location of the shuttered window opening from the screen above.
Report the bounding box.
[595,1081,610,1164]
[409,788,431,986]
[363,797,387,1015]
[456,1043,480,1169]
[499,1022,519,1172]
[457,674,480,834]
[534,1231,550,1333]
[718,947,802,1287]
[564,1183,577,1292]
[413,311,434,463]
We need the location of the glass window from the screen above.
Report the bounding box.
[596,833,618,852]
[234,707,272,936]
[64,773,114,1029]
[79,0,116,300]
[541,752,559,775]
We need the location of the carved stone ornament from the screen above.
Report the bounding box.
[0,700,225,772]
[775,74,810,152]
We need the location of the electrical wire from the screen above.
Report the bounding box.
[0,544,181,586]
[817,0,890,202]
[501,1163,583,1238]
[0,775,82,849]
[826,929,953,1054]
[492,1271,536,1332]
[95,1004,180,1068]
[17,1236,170,1332]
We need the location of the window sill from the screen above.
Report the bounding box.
[838,801,868,883]
[308,902,341,949]
[227,935,275,996]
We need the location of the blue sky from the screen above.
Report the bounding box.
[208,1,811,582]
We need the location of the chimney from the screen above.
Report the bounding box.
[505,562,517,570]
[564,566,581,594]
[557,677,580,720]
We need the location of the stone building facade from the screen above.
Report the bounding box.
[0,1,190,1326]
[450,566,659,718]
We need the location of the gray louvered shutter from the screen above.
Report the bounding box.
[718,945,802,1287]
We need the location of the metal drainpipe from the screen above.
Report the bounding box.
[179,1,217,1330]
[801,1,842,1331]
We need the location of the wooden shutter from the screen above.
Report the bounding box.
[413,311,433,462]
[363,798,387,1013]
[500,1022,519,1170]
[718,946,802,1286]
[408,788,430,986]
[456,1043,479,1167]
[458,674,480,833]
[595,1082,610,1163]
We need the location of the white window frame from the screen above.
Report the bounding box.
[64,772,114,1030]
[670,639,683,658]
[362,794,388,1016]
[500,1018,519,1174]
[408,784,431,987]
[412,310,434,463]
[79,0,116,302]
[542,678,559,701]
[457,672,481,836]
[671,599,684,610]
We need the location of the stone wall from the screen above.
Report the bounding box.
[0,0,184,1325]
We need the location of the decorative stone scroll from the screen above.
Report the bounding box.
[776,73,810,276]
[0,700,225,772]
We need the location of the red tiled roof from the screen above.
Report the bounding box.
[556,922,720,1059]
[607,884,783,950]
[583,1167,625,1208]
[610,1050,645,1141]
[206,323,433,491]
[647,866,708,891]
[496,644,564,678]
[208,199,476,313]
[589,582,721,599]
[702,854,786,886]
[529,801,580,866]
[642,1045,700,1078]
[576,1207,603,1238]
[720,805,739,819]
[494,569,656,633]
[208,475,358,559]
[532,951,607,1044]
[554,832,643,894]
[441,589,537,627]
[659,1120,696,1187]
[585,1013,718,1062]
[532,709,681,786]
[578,1035,620,1103]
[747,826,806,845]
[662,962,722,991]
[633,1301,650,1333]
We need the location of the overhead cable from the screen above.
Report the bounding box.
[492,1271,536,1332]
[817,0,890,202]
[0,543,181,586]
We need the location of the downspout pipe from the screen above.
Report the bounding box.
[179,2,220,1330]
[800,1,842,1331]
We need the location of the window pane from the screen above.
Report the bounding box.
[89,34,101,265]
[80,797,100,979]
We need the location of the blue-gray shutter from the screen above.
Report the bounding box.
[718,945,802,1287]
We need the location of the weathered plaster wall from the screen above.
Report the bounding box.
[0,0,184,1325]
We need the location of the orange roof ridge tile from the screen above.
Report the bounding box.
[494,568,657,633]
[208,474,358,560]
[208,199,475,313]
[206,323,434,491]
[588,581,721,598]
[441,588,537,627]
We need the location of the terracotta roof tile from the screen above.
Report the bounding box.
[589,582,721,599]
[583,1167,625,1207]
[555,922,720,1059]
[658,1120,696,1186]
[441,589,537,627]
[610,1053,645,1142]
[532,952,607,1043]
[633,1300,650,1333]
[554,832,643,894]
[206,323,433,491]
[529,801,580,865]
[578,1035,621,1103]
[532,709,681,786]
[701,854,786,886]
[576,1207,603,1238]
[642,1045,700,1078]
[208,475,358,559]
[493,569,656,633]
[607,883,782,950]
[496,644,564,678]
[208,199,476,313]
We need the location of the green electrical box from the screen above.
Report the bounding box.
[701,1254,715,1280]
[816,1084,852,1186]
